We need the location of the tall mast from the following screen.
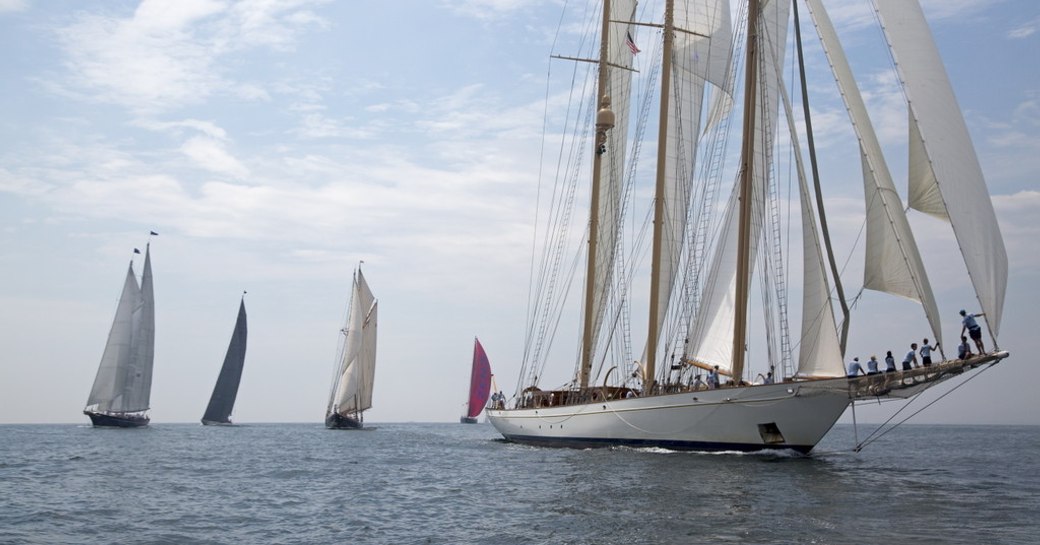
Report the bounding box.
[732,0,761,382]
[644,0,675,393]
[579,0,615,390]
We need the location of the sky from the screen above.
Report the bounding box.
[1,0,1037,427]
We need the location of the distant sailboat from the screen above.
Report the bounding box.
[201,295,248,426]
[84,242,156,428]
[325,266,378,430]
[460,337,493,424]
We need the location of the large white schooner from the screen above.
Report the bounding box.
[488,0,1009,452]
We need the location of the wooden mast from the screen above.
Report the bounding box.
[579,0,615,390]
[732,0,761,383]
[644,0,675,394]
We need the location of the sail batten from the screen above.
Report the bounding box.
[875,0,1008,337]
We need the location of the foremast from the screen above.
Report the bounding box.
[731,0,761,382]
[579,0,617,390]
[642,0,676,394]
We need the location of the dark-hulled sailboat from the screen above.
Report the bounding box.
[325,266,378,429]
[84,241,156,428]
[201,295,248,426]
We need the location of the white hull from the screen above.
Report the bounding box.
[488,380,851,453]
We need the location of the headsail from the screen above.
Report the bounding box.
[804,0,942,346]
[875,0,1008,337]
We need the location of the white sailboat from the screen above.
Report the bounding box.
[84,241,156,428]
[488,0,1008,452]
[325,266,378,430]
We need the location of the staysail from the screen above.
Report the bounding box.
[645,0,733,367]
[466,337,492,419]
[202,297,248,424]
[874,0,1008,337]
[804,0,942,346]
[685,0,789,378]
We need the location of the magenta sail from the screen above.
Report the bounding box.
[465,338,492,420]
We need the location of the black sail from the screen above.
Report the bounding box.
[202,299,248,425]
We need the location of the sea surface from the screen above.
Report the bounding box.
[1,422,1037,545]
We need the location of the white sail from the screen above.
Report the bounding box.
[329,268,378,414]
[685,0,789,376]
[86,262,140,411]
[875,0,1008,336]
[585,0,636,363]
[772,66,845,378]
[124,244,155,412]
[804,0,942,346]
[646,0,733,361]
[85,244,156,414]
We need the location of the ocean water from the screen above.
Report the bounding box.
[1,422,1037,545]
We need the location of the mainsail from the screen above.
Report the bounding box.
[874,0,1008,338]
[202,297,248,424]
[327,268,378,417]
[85,244,155,415]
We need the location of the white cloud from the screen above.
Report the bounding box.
[1009,17,1039,39]
[51,0,328,113]
[180,136,249,178]
[0,0,27,14]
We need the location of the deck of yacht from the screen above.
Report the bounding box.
[846,351,1009,400]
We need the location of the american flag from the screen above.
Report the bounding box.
[625,31,640,55]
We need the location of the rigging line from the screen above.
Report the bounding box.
[854,361,998,452]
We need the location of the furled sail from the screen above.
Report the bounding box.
[804,0,942,346]
[875,0,1008,337]
[685,0,789,376]
[202,298,248,424]
[585,0,637,366]
[328,269,378,415]
[466,337,492,419]
[645,0,733,363]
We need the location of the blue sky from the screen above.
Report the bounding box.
[1,0,1037,426]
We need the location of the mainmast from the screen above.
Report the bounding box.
[579,0,616,390]
[732,0,761,382]
[643,0,676,393]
